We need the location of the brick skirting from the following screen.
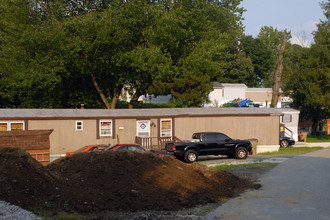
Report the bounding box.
[0,130,53,165]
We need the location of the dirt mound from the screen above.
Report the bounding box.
[0,148,60,208]
[0,147,260,216]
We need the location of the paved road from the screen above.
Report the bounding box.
[205,147,330,220]
[294,141,330,148]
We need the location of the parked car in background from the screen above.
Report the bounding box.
[105,144,145,152]
[280,136,295,148]
[66,144,109,156]
[105,144,175,158]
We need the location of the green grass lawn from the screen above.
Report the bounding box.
[307,135,330,143]
[210,162,277,171]
[209,147,322,171]
[260,147,322,155]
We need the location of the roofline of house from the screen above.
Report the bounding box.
[0,108,287,120]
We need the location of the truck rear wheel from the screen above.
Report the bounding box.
[235,147,248,159]
[185,150,198,163]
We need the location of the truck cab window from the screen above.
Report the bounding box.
[192,133,200,139]
[204,133,216,141]
[215,133,229,141]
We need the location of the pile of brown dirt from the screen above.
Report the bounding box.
[0,147,260,216]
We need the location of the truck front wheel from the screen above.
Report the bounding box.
[235,147,248,159]
[185,150,198,163]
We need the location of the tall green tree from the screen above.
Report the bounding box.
[148,0,250,106]
[0,0,106,108]
[0,0,251,109]
[240,35,274,87]
[285,1,329,134]
[121,45,172,108]
[1,0,159,108]
[0,0,66,108]
[257,26,291,107]
[257,27,292,73]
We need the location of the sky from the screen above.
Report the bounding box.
[239,0,325,47]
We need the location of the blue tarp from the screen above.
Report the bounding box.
[238,100,251,107]
[226,99,257,107]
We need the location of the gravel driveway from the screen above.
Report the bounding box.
[0,200,40,220]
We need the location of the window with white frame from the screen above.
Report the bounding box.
[282,114,292,123]
[100,120,112,137]
[0,122,24,131]
[160,119,172,137]
[10,122,24,130]
[76,121,83,131]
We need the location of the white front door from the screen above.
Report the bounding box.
[137,120,151,149]
[137,120,150,137]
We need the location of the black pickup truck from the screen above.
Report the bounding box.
[165,132,252,163]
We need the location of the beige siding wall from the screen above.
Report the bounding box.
[246,91,282,108]
[151,119,159,137]
[29,119,115,155]
[115,119,138,144]
[246,91,272,103]
[29,118,157,155]
[28,115,280,155]
[174,116,280,145]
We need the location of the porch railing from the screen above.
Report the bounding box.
[284,126,294,139]
[280,124,294,139]
[135,136,181,151]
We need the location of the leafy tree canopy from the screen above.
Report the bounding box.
[240,35,274,87]
[1,0,249,108]
[284,1,329,134]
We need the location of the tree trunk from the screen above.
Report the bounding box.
[271,32,287,108]
[311,119,318,136]
[110,85,123,109]
[110,94,119,109]
[91,72,111,109]
[83,51,111,109]
[128,91,142,109]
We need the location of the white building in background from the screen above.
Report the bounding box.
[120,85,172,104]
[140,94,173,104]
[278,108,300,141]
[206,82,292,108]
[206,83,247,107]
[206,83,299,141]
